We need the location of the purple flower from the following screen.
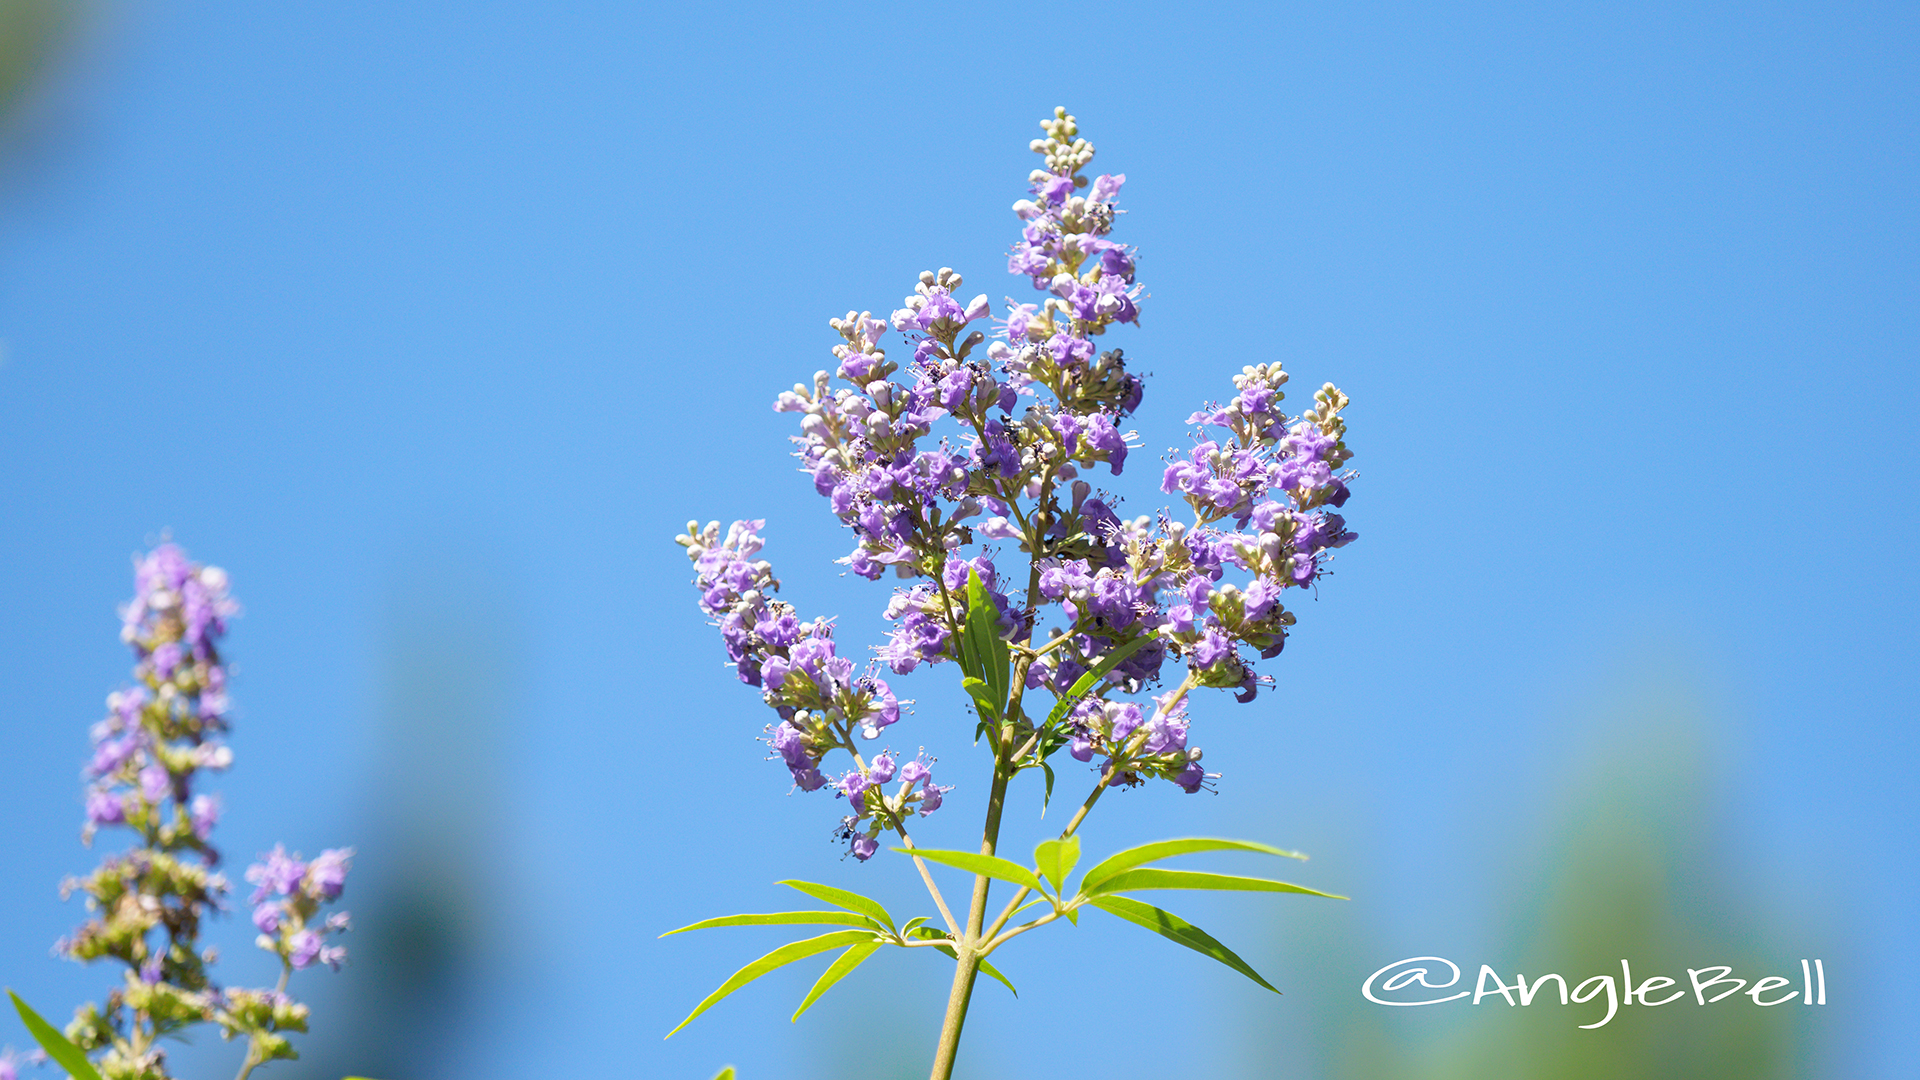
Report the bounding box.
[289,929,323,969]
[850,835,879,861]
[868,752,897,784]
[138,763,171,803]
[306,848,353,900]
[190,794,222,840]
[85,789,125,826]
[252,903,281,934]
[246,845,308,903]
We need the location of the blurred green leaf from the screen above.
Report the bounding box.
[890,847,1045,893]
[1078,837,1307,893]
[665,930,880,1038]
[791,941,882,1021]
[710,1069,736,1080]
[1086,896,1279,993]
[9,990,104,1080]
[659,911,880,936]
[776,880,896,933]
[1033,835,1081,894]
[1085,867,1343,899]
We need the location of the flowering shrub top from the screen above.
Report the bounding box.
[44,543,352,1080]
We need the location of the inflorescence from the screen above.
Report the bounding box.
[678,108,1357,859]
[57,543,352,1080]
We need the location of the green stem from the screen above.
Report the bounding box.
[927,747,1013,1080]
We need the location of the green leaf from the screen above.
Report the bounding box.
[791,941,882,1021]
[899,916,931,936]
[1077,837,1308,893]
[9,990,105,1080]
[1041,633,1156,727]
[1040,760,1056,814]
[665,930,880,1038]
[660,911,881,936]
[1087,895,1279,993]
[1083,867,1344,899]
[963,570,1008,712]
[907,929,1020,998]
[960,675,1000,723]
[711,1069,737,1080]
[776,880,896,933]
[1033,834,1081,894]
[975,956,1018,997]
[890,847,1045,894]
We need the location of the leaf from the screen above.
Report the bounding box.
[776,880,896,933]
[665,930,880,1038]
[1083,867,1344,900]
[1040,760,1056,815]
[791,941,882,1021]
[960,675,1000,723]
[1077,837,1308,893]
[660,911,881,936]
[890,847,1045,894]
[963,570,1008,712]
[899,916,931,936]
[9,990,105,1080]
[1033,834,1081,894]
[1087,895,1279,992]
[711,1069,737,1080]
[975,956,1018,997]
[908,929,1020,998]
[1041,634,1155,727]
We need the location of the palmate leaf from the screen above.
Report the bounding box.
[891,846,1046,894]
[906,928,1018,997]
[1086,895,1279,993]
[664,929,881,1038]
[776,879,896,933]
[1084,867,1345,900]
[1077,837,1307,893]
[791,941,882,1021]
[660,911,881,936]
[1033,835,1081,894]
[9,990,105,1080]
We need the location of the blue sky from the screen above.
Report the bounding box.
[1,3,1913,1078]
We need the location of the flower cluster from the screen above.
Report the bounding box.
[682,108,1356,849]
[55,543,351,1080]
[246,846,353,972]
[83,544,237,853]
[678,520,947,850]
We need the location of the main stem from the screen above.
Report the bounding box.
[927,746,1012,1080]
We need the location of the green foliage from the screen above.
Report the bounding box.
[791,942,882,1021]
[775,880,896,933]
[890,847,1046,894]
[664,930,882,1038]
[906,929,1018,997]
[959,571,1011,720]
[1040,634,1155,729]
[1083,867,1343,899]
[1086,896,1279,993]
[9,990,105,1080]
[1077,837,1307,893]
[659,911,881,936]
[1033,834,1081,894]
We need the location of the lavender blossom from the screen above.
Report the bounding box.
[55,543,353,1080]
